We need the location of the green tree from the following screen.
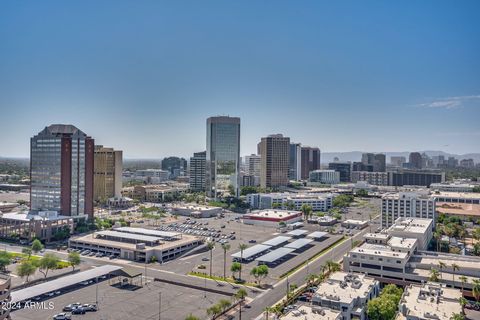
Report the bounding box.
[207,241,215,278]
[218,298,232,312]
[68,252,81,271]
[31,239,44,255]
[206,304,222,318]
[234,288,248,320]
[184,314,200,320]
[438,261,446,279]
[473,279,480,302]
[238,244,248,281]
[332,194,353,208]
[356,189,368,197]
[429,268,440,282]
[221,243,231,280]
[22,247,32,259]
[17,260,36,282]
[450,313,465,320]
[0,251,11,272]
[300,204,312,220]
[367,297,397,320]
[459,275,468,293]
[38,253,60,278]
[230,262,241,279]
[250,265,269,287]
[325,260,341,273]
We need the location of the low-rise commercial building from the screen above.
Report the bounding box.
[246,192,335,212]
[351,171,388,186]
[436,202,480,222]
[69,227,202,262]
[396,283,462,320]
[122,184,188,203]
[242,210,302,227]
[430,182,477,193]
[0,211,73,242]
[0,275,11,320]
[311,272,380,320]
[169,204,222,218]
[282,305,341,320]
[433,191,480,205]
[309,170,340,185]
[385,217,433,250]
[387,169,445,187]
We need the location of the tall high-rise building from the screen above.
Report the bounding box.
[244,154,261,177]
[259,134,290,188]
[206,116,241,197]
[409,152,423,169]
[189,151,206,192]
[94,146,123,203]
[300,146,321,179]
[161,156,187,178]
[30,124,94,219]
[390,156,406,167]
[361,153,385,172]
[288,143,302,181]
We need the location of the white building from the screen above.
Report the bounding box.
[242,209,302,227]
[433,191,480,205]
[430,182,477,193]
[397,283,463,320]
[381,191,436,228]
[246,192,335,212]
[282,305,341,320]
[134,169,170,184]
[385,217,433,250]
[309,170,340,185]
[311,272,380,320]
[170,204,222,218]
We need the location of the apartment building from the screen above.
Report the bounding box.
[311,272,380,320]
[381,192,436,228]
[189,151,206,192]
[351,171,388,186]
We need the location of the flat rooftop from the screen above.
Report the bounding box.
[96,230,162,243]
[114,226,180,239]
[397,283,462,320]
[387,237,417,249]
[364,233,390,241]
[434,192,480,200]
[282,305,340,320]
[262,236,292,247]
[287,229,308,237]
[315,272,377,303]
[436,202,480,217]
[351,243,409,259]
[388,218,432,235]
[245,209,300,219]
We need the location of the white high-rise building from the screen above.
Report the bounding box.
[381,191,436,228]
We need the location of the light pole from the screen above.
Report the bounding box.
[204,276,207,298]
[158,292,161,320]
[95,276,99,310]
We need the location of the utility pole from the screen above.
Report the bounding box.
[95,276,99,310]
[204,276,207,298]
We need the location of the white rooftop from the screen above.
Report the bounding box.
[315,272,378,304]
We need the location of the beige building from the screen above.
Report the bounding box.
[397,283,462,320]
[258,134,290,188]
[94,146,123,203]
[0,275,11,320]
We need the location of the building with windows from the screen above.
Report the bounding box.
[300,146,321,180]
[390,156,407,167]
[361,153,386,172]
[189,151,206,192]
[381,192,436,228]
[30,124,94,220]
[161,157,187,179]
[206,116,241,197]
[242,209,302,227]
[259,134,290,188]
[246,192,335,212]
[430,182,477,193]
[288,143,302,181]
[94,146,123,203]
[311,272,380,320]
[328,162,351,182]
[309,170,340,185]
[433,191,480,205]
[387,169,445,187]
[121,184,188,202]
[409,152,423,169]
[351,171,388,186]
[0,275,11,320]
[134,169,170,184]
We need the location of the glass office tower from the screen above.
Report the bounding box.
[30,124,94,219]
[206,116,241,198]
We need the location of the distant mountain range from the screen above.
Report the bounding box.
[321,151,480,164]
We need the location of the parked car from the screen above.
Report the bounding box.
[248,240,257,243]
[82,304,97,312]
[71,307,86,315]
[63,303,81,312]
[53,313,72,320]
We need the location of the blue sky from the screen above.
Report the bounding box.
[0,1,479,158]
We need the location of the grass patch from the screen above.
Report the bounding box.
[188,271,259,288]
[279,236,347,279]
[5,251,70,269]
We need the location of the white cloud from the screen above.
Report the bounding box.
[418,95,480,109]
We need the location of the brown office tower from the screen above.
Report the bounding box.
[300,146,321,180]
[258,134,290,188]
[30,124,94,220]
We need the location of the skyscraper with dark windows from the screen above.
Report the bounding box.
[259,134,290,188]
[189,151,206,192]
[206,116,241,198]
[409,152,423,169]
[300,146,321,180]
[328,162,352,182]
[289,143,301,181]
[30,124,94,220]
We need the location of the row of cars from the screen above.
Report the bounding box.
[53,303,97,319]
[68,248,118,260]
[156,221,236,244]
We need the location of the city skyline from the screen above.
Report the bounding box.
[1,1,480,157]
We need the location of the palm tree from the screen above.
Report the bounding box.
[206,241,215,278]
[472,279,480,302]
[459,297,468,314]
[264,306,274,320]
[234,288,248,320]
[326,260,341,273]
[306,274,317,285]
[221,243,231,280]
[459,276,468,294]
[185,314,200,320]
[430,268,440,282]
[438,261,446,280]
[451,263,460,288]
[238,244,248,281]
[433,231,442,252]
[450,313,465,320]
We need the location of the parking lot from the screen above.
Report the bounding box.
[134,213,347,285]
[12,277,229,320]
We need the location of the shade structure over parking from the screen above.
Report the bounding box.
[284,238,314,250]
[11,265,123,303]
[255,247,295,263]
[262,236,291,247]
[286,229,308,237]
[231,244,271,260]
[307,231,328,239]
